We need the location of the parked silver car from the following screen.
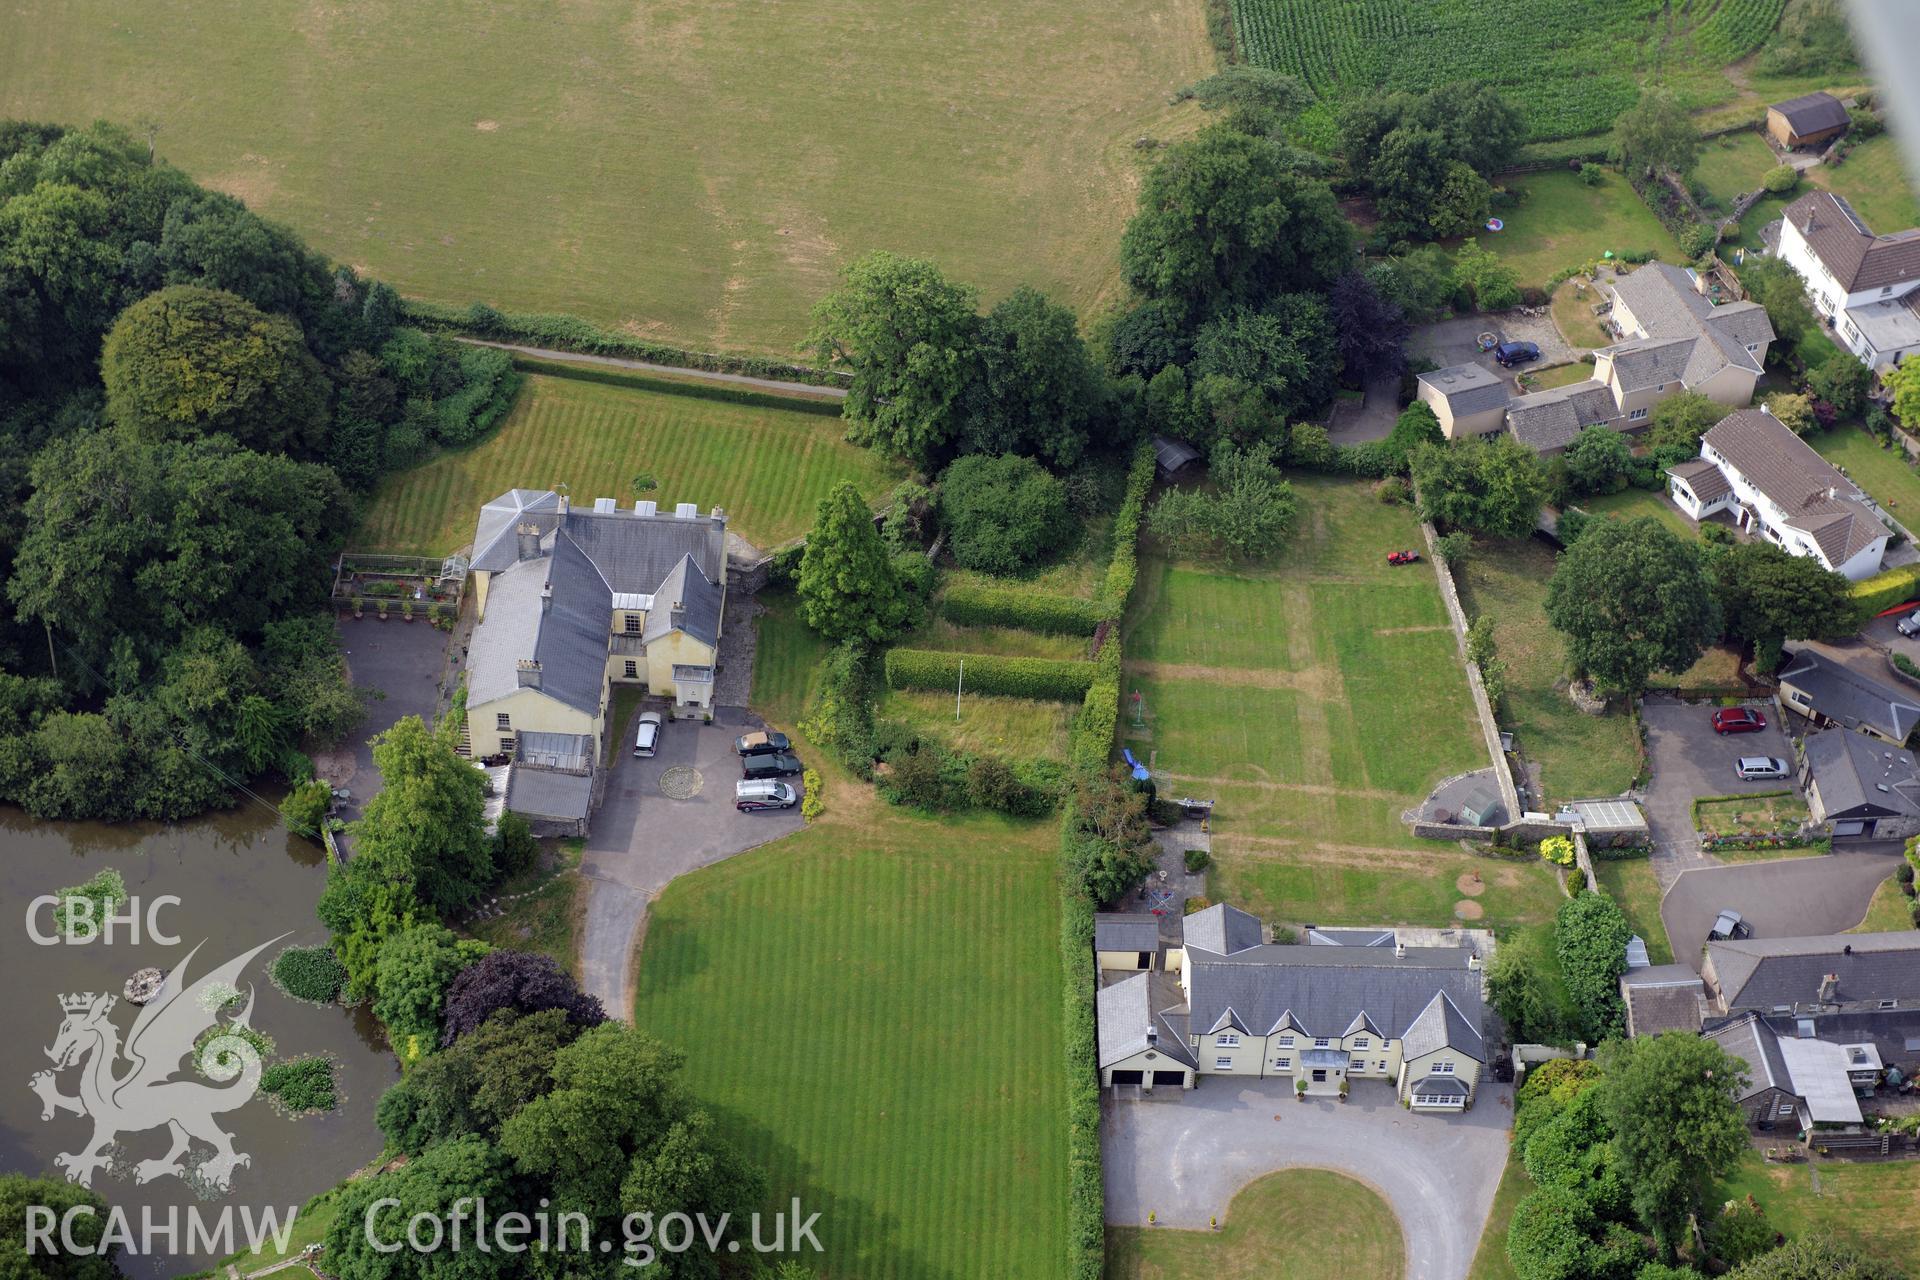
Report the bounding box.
[1898,609,1920,637]
[633,711,663,757]
[1734,756,1789,781]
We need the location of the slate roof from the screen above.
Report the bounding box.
[504,763,594,822]
[1708,1012,1794,1096]
[1702,410,1884,565]
[1096,971,1199,1070]
[1803,728,1920,820]
[1707,931,1920,1012]
[1771,92,1850,136]
[641,554,724,648]
[1609,262,1770,381]
[1785,191,1920,293]
[1418,364,1511,416]
[563,505,727,595]
[1506,380,1618,452]
[1667,457,1733,503]
[1095,913,1163,954]
[1307,927,1397,948]
[1183,903,1265,957]
[470,489,562,571]
[465,550,609,717]
[1778,648,1920,742]
[1401,990,1484,1060]
[1185,942,1486,1060]
[1621,964,1705,1037]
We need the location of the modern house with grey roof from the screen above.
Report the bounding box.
[1702,930,1920,1018]
[1707,1011,1872,1134]
[1094,904,1489,1108]
[1415,363,1511,440]
[1799,728,1920,841]
[1778,189,1920,369]
[1778,645,1920,743]
[1667,408,1890,580]
[462,490,728,828]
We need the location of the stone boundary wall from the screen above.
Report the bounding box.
[1417,518,1523,822]
[1571,829,1599,893]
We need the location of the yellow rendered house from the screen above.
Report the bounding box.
[1095,904,1487,1110]
[460,490,728,830]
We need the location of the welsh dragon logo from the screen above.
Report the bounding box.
[29,936,287,1191]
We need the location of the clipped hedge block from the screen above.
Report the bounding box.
[884,649,1096,702]
[940,583,1103,635]
[1850,563,1920,618]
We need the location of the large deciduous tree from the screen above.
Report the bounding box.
[1120,126,1352,318]
[1329,270,1410,382]
[1712,540,1861,649]
[797,481,917,643]
[1596,1033,1750,1254]
[1409,437,1550,539]
[325,1135,517,1280]
[1554,890,1630,1042]
[959,286,1107,468]
[1191,294,1338,422]
[1609,87,1701,177]
[936,453,1072,576]
[1730,1236,1910,1280]
[1642,389,1731,456]
[352,715,493,917]
[373,923,489,1056]
[101,285,330,455]
[1545,516,1720,692]
[807,251,979,469]
[1561,425,1633,496]
[441,949,607,1045]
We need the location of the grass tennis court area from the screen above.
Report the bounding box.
[635,687,1069,1277]
[1126,477,1560,930]
[0,0,1211,356]
[353,372,899,554]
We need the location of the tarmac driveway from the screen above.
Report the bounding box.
[1103,1078,1514,1280]
[1660,851,1906,971]
[578,703,804,1019]
[321,616,453,831]
[1640,697,1796,885]
[1410,313,1578,377]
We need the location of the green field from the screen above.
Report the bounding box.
[1810,135,1920,234]
[633,800,1067,1277]
[1457,537,1642,803]
[354,372,900,554]
[1718,1155,1920,1266]
[1127,478,1559,929]
[1229,0,1782,143]
[903,615,1090,662]
[1694,128,1781,210]
[1471,170,1685,291]
[0,0,1215,357]
[1807,424,1920,527]
[1106,1170,1404,1280]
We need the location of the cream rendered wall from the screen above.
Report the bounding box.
[1194,1029,1264,1075]
[467,686,599,759]
[1695,364,1760,408]
[1096,950,1153,972]
[1397,1047,1482,1105]
[1417,383,1508,441]
[472,570,492,621]
[1101,1051,1193,1088]
[645,631,720,706]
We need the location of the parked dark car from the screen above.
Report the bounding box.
[741,752,803,780]
[1711,707,1767,735]
[1709,909,1752,941]
[735,730,792,757]
[1493,340,1541,367]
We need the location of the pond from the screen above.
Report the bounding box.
[0,801,397,1278]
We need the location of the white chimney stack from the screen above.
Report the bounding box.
[675,502,698,519]
[637,500,657,518]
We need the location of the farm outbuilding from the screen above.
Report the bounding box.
[1766,92,1850,149]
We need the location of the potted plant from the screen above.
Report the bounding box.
[401,600,414,624]
[353,600,364,620]
[1294,1079,1308,1101]
[1338,1080,1350,1102]
[377,600,389,621]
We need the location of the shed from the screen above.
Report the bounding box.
[1766,93,1851,149]
[1457,785,1503,827]
[1153,436,1201,477]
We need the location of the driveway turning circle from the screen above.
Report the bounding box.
[658,766,703,800]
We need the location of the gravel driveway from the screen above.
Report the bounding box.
[1410,313,1579,376]
[1103,1078,1514,1280]
[1639,696,1797,888]
[579,703,805,1019]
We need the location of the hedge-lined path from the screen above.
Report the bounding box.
[456,339,848,400]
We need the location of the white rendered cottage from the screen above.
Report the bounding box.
[1778,190,1920,370]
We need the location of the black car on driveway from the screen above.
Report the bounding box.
[1494,340,1541,367]
[735,730,791,756]
[742,751,803,780]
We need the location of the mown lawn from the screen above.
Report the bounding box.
[1576,487,1698,540]
[1807,423,1920,527]
[877,686,1075,761]
[1456,537,1642,803]
[1550,279,1612,349]
[902,615,1089,661]
[0,0,1213,356]
[1694,792,1810,838]
[1125,477,1560,929]
[1106,1169,1404,1280]
[354,373,900,554]
[1471,170,1684,290]
[1593,857,1672,965]
[1521,362,1596,391]
[1810,135,1920,235]
[1464,1147,1532,1280]
[633,804,1067,1279]
[1717,1154,1920,1267]
[1850,874,1915,932]
[1694,129,1780,210]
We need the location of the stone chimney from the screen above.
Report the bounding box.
[515,521,540,562]
[1818,972,1839,1003]
[1394,939,1406,959]
[541,580,553,615]
[516,658,542,690]
[710,506,727,525]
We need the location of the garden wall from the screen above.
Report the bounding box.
[1417,518,1523,822]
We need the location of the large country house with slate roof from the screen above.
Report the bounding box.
[459,490,728,829]
[1416,262,1773,456]
[1094,904,1489,1110]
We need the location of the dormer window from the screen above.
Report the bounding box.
[624,614,642,634]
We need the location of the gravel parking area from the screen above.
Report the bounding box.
[1103,1078,1513,1280]
[1410,313,1578,378]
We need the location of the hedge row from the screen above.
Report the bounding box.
[509,355,845,417]
[1850,563,1920,617]
[884,649,1096,702]
[1098,443,1157,618]
[940,582,1104,635]
[398,299,850,388]
[1059,888,1103,1280]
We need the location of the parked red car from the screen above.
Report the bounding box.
[1711,707,1767,735]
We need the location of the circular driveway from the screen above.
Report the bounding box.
[1102,1077,1514,1280]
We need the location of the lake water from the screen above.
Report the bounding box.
[0,801,398,1277]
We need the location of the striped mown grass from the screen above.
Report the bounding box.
[353,374,901,554]
[633,806,1067,1278]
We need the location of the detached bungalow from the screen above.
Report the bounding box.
[1667,409,1890,580]
[1800,728,1920,841]
[1778,647,1920,743]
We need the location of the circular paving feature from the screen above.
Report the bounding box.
[1455,872,1486,898]
[658,766,703,800]
[1453,899,1485,921]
